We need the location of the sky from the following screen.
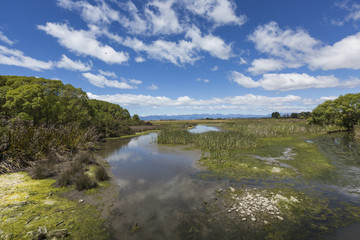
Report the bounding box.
[1,0,360,117]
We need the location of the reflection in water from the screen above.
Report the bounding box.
[97,133,226,240]
[96,130,360,239]
[188,125,221,133]
[313,133,360,196]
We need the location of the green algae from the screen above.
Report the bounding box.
[0,172,108,240]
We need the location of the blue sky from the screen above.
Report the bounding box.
[1,0,360,116]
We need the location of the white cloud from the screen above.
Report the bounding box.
[147,83,159,90]
[38,22,129,64]
[197,78,210,83]
[119,1,148,34]
[248,21,360,73]
[98,70,117,78]
[86,92,319,115]
[135,56,146,63]
[56,54,91,71]
[129,79,142,85]
[82,72,136,89]
[57,0,120,26]
[0,31,14,45]
[248,58,286,75]
[145,0,183,35]
[211,65,218,71]
[123,26,233,65]
[331,1,360,26]
[248,21,319,62]
[230,72,342,91]
[186,26,233,60]
[184,0,246,27]
[123,37,198,65]
[308,32,360,70]
[0,45,53,71]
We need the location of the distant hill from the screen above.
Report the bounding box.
[140,113,269,121]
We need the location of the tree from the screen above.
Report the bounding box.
[309,93,360,130]
[271,112,280,118]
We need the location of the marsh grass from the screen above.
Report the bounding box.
[158,119,330,179]
[0,120,100,174]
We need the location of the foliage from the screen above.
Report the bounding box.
[0,75,135,173]
[271,112,280,118]
[309,93,360,130]
[95,165,110,181]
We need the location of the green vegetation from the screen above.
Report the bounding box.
[309,93,360,130]
[158,119,330,180]
[0,172,108,240]
[0,75,139,173]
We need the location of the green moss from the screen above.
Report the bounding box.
[0,172,108,240]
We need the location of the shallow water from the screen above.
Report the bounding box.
[97,127,360,239]
[97,131,228,239]
[188,124,221,133]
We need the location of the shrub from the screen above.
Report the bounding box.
[73,152,96,165]
[74,172,97,191]
[56,160,84,187]
[28,160,56,179]
[95,165,109,181]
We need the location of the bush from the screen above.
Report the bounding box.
[74,172,97,191]
[73,152,96,165]
[28,160,56,179]
[95,165,109,181]
[56,160,84,187]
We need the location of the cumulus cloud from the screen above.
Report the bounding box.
[184,0,246,27]
[56,54,91,71]
[248,21,360,73]
[82,72,136,89]
[229,71,349,91]
[0,31,14,45]
[86,92,328,115]
[38,22,129,64]
[123,26,232,65]
[135,56,146,63]
[307,32,360,70]
[0,45,53,71]
[186,26,233,60]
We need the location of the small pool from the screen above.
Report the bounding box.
[188,125,221,133]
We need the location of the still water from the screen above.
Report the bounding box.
[97,127,360,239]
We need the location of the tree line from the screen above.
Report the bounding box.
[0,75,142,173]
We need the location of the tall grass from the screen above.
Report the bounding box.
[222,119,325,137]
[0,120,99,174]
[157,119,325,152]
[158,129,257,151]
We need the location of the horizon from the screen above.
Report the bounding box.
[1,0,360,116]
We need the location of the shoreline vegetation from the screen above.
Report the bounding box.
[0,75,148,239]
[1,75,360,239]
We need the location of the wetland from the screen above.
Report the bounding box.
[97,121,360,239]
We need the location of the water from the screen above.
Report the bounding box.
[97,127,360,239]
[97,130,228,239]
[188,124,221,133]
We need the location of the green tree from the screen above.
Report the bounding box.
[271,112,280,118]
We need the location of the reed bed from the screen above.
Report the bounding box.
[157,129,257,151]
[157,119,325,152]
